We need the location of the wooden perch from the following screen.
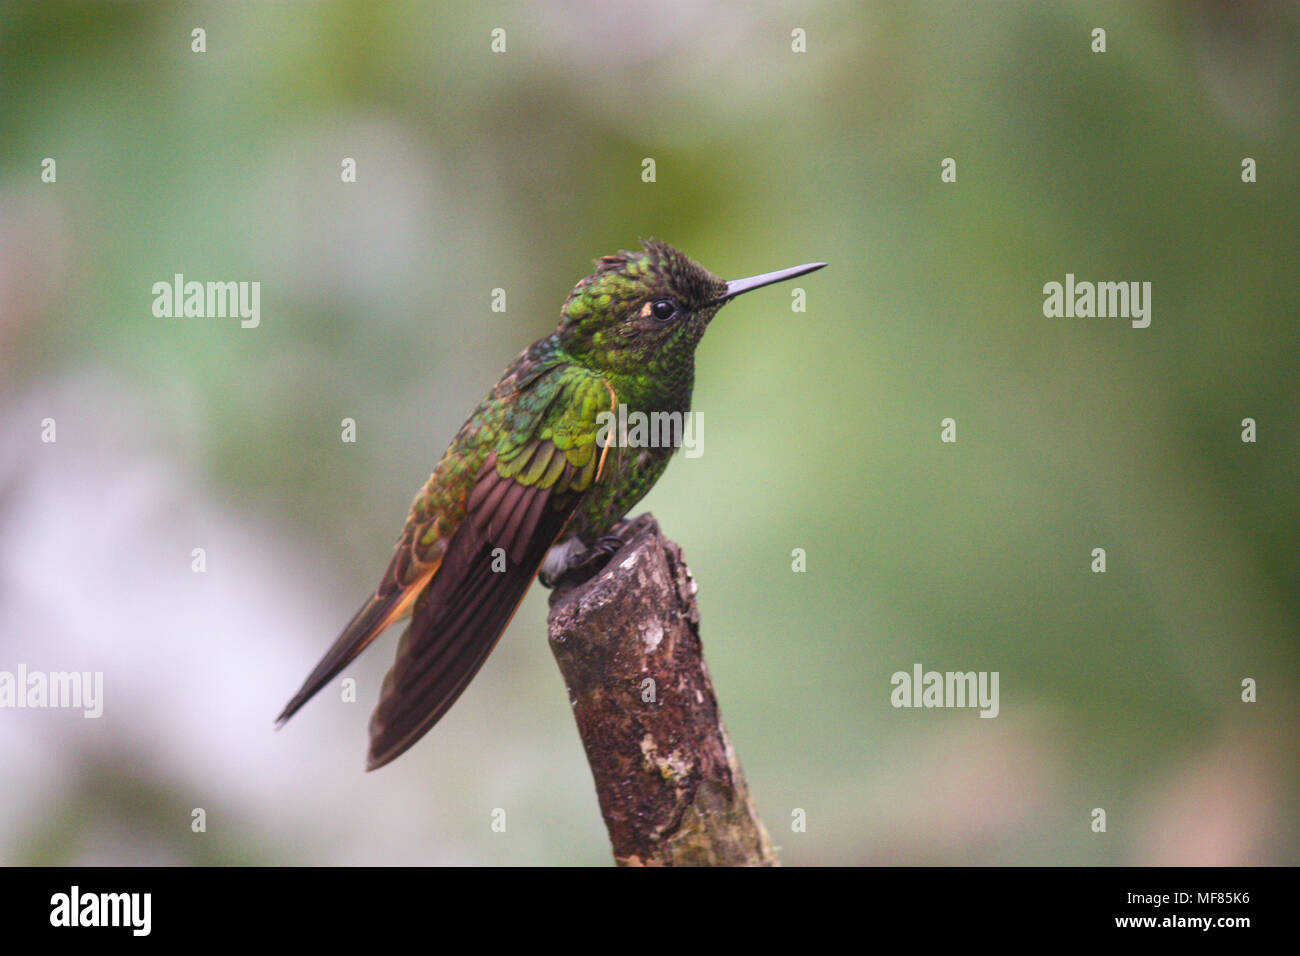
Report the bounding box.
[545,514,778,866]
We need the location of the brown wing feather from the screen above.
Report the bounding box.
[364,452,578,770]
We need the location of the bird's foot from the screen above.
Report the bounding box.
[538,528,629,590]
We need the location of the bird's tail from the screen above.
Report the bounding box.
[275,565,437,727]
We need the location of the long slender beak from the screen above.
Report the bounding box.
[717,261,827,303]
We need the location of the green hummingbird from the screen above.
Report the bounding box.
[277,240,825,769]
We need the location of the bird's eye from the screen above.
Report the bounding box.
[650,298,677,322]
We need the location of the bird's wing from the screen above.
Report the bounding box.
[276,358,606,731]
[365,367,615,769]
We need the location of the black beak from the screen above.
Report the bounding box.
[717,261,827,303]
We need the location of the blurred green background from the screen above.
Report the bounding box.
[0,0,1296,865]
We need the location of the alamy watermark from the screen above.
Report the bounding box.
[50,886,150,936]
[596,404,703,459]
[1042,273,1151,328]
[0,665,103,718]
[890,663,999,718]
[152,273,260,328]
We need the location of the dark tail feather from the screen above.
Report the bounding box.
[276,590,410,727]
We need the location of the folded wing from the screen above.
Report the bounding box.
[366,371,613,769]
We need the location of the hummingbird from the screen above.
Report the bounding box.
[277,240,825,769]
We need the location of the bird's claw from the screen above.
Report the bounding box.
[542,532,627,590]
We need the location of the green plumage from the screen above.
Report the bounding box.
[278,239,825,768]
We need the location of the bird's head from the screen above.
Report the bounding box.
[557,239,824,380]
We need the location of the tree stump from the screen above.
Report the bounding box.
[546,514,777,866]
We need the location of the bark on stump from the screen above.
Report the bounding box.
[546,514,777,866]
